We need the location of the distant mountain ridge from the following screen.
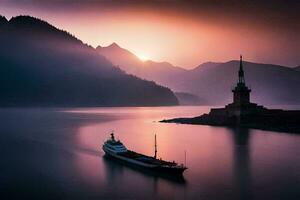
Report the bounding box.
[97,43,300,105]
[181,61,300,105]
[96,44,187,87]
[174,92,207,105]
[0,15,178,107]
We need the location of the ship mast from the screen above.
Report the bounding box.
[154,134,157,159]
[184,150,187,167]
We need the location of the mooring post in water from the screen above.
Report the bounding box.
[154,134,157,159]
[184,150,187,167]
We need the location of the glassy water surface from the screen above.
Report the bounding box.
[1,106,300,199]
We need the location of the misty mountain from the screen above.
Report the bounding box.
[174,92,206,105]
[180,61,300,105]
[97,43,300,105]
[96,44,187,87]
[0,15,178,107]
[295,66,300,71]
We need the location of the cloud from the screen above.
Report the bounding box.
[2,0,299,32]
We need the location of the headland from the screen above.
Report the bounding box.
[161,56,300,133]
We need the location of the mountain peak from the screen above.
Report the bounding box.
[192,61,222,71]
[96,42,121,50]
[8,15,60,34]
[9,15,51,27]
[4,15,82,45]
[108,42,120,48]
[0,15,178,106]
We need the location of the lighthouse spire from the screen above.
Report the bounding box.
[238,55,245,84]
[232,55,251,105]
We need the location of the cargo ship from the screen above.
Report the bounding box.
[102,133,187,174]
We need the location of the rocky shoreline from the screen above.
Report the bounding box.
[160,110,300,134]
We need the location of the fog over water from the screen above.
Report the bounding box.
[1,106,300,199]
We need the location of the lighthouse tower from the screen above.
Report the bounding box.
[232,55,251,106]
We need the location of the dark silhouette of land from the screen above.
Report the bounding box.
[97,43,300,105]
[0,15,178,107]
[161,56,300,133]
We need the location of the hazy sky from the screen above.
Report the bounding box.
[1,0,299,68]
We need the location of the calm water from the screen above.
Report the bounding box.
[1,106,300,200]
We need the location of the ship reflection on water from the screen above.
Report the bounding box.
[102,155,187,184]
[100,155,188,199]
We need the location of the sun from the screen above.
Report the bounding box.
[136,54,149,62]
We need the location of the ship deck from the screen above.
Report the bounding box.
[118,150,178,166]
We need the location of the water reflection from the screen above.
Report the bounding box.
[1,107,300,199]
[102,155,187,184]
[231,128,252,200]
[100,155,188,199]
[74,106,300,199]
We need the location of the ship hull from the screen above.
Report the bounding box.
[103,147,186,174]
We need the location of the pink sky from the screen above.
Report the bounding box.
[1,1,299,68]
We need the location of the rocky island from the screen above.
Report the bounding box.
[161,56,300,133]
